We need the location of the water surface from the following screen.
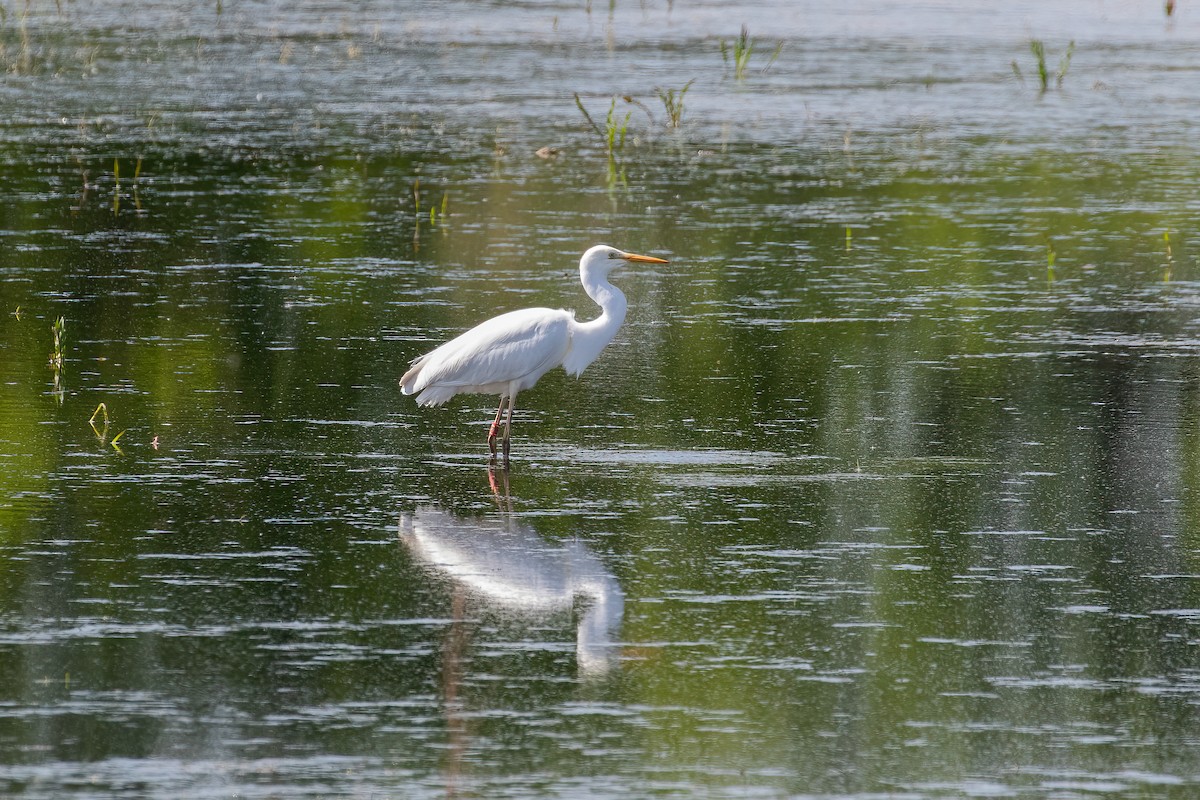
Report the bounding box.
[3,1,1200,797]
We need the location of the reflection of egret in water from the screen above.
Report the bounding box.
[399,506,625,676]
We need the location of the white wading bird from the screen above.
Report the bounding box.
[400,245,668,463]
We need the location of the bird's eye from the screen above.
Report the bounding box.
[608,251,621,259]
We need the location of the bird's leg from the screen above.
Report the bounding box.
[487,397,506,457]
[502,394,516,468]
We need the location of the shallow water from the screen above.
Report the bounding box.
[3,1,1200,797]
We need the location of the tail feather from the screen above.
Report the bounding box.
[400,357,458,406]
[414,385,459,407]
[399,357,426,395]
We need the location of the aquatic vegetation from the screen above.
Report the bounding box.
[656,80,694,128]
[48,315,67,400]
[1020,39,1075,92]
[1163,229,1174,282]
[1055,41,1075,88]
[413,179,449,230]
[410,180,449,251]
[132,157,144,214]
[1028,40,1048,89]
[601,99,630,185]
[429,192,448,227]
[89,402,126,450]
[720,26,782,81]
[0,2,34,75]
[574,93,630,184]
[108,157,144,216]
[89,402,108,430]
[49,316,65,369]
[721,26,751,80]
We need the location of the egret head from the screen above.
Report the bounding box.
[579,245,669,278]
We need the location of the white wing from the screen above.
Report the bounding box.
[401,308,573,405]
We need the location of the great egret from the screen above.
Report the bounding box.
[400,245,669,463]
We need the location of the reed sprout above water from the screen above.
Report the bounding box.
[49,316,66,369]
[720,25,782,81]
[110,157,145,216]
[48,315,66,400]
[1016,39,1075,92]
[574,93,631,182]
[656,80,694,128]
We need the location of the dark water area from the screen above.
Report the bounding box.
[3,1,1200,797]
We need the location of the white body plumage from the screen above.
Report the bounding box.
[401,306,576,407]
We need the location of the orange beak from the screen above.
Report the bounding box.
[620,251,669,264]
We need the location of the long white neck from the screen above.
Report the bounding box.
[562,266,627,377]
